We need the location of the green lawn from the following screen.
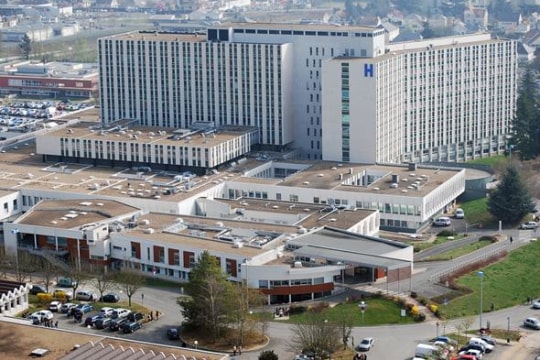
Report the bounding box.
[438,240,540,319]
[286,298,416,326]
[466,155,508,168]
[459,198,497,228]
[422,239,492,261]
[408,234,464,253]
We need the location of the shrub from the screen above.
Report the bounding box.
[259,350,278,360]
[36,293,52,303]
[418,296,428,306]
[288,306,307,315]
[309,302,329,313]
[429,304,438,314]
[414,312,426,322]
[410,291,418,299]
[438,230,454,237]
[410,305,420,316]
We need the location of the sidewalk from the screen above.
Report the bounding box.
[492,331,540,360]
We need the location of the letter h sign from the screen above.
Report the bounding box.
[364,64,374,77]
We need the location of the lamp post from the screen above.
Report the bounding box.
[194,340,198,349]
[478,271,484,330]
[507,316,510,344]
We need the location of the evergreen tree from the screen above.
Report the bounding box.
[259,350,279,360]
[19,34,31,60]
[179,251,236,342]
[512,67,540,160]
[487,164,536,224]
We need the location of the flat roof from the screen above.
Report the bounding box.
[213,22,379,32]
[232,160,463,197]
[215,198,376,230]
[121,213,299,257]
[16,199,140,229]
[108,31,206,42]
[289,227,411,270]
[46,121,256,148]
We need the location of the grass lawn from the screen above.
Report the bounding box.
[286,298,416,326]
[423,239,493,261]
[459,198,497,228]
[408,234,464,253]
[466,155,508,168]
[438,240,540,319]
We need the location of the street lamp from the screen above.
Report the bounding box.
[194,340,198,349]
[507,317,510,344]
[477,271,484,330]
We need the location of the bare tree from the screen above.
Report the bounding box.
[114,267,145,308]
[61,259,91,296]
[40,258,60,293]
[89,268,117,300]
[336,306,353,350]
[288,314,341,359]
[456,316,475,347]
[10,250,39,283]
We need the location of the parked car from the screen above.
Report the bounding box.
[75,290,97,301]
[122,321,142,333]
[469,338,493,353]
[458,349,483,359]
[29,284,47,295]
[167,328,180,340]
[458,344,485,355]
[99,307,115,318]
[532,299,540,309]
[355,337,375,351]
[431,336,457,346]
[74,304,94,315]
[100,293,120,303]
[479,335,497,346]
[48,301,61,312]
[57,278,77,288]
[84,314,104,327]
[524,317,540,330]
[109,317,129,331]
[454,208,465,219]
[433,217,451,227]
[32,310,54,321]
[95,317,113,330]
[60,303,77,313]
[127,312,143,322]
[433,340,454,352]
[520,221,538,230]
[111,308,131,319]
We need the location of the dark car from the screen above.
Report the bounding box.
[122,321,142,333]
[29,285,47,295]
[84,314,104,327]
[109,318,129,331]
[458,344,485,355]
[167,328,180,340]
[100,293,120,303]
[95,317,113,330]
[127,312,143,322]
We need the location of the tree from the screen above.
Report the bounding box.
[512,66,540,160]
[19,34,31,60]
[179,251,236,342]
[288,314,341,360]
[335,306,353,350]
[40,258,61,293]
[259,350,279,360]
[487,164,536,224]
[61,259,91,297]
[89,268,117,300]
[114,266,145,308]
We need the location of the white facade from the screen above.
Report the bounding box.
[323,34,517,164]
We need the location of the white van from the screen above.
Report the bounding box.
[415,344,441,359]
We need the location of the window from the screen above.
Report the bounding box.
[13,199,18,210]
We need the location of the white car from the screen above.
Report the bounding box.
[454,208,465,219]
[520,221,538,230]
[458,349,483,359]
[469,337,494,352]
[433,217,451,227]
[356,337,375,351]
[532,299,540,309]
[32,310,54,321]
[99,307,115,317]
[48,300,61,312]
[433,340,454,352]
